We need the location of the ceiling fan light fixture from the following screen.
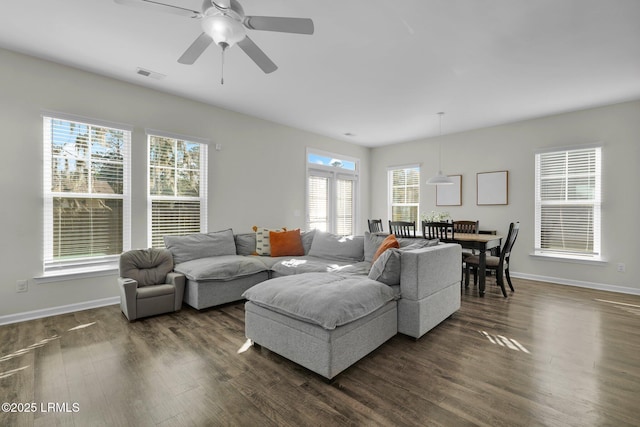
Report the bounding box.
[201,14,246,47]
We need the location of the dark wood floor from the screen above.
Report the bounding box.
[2,278,640,426]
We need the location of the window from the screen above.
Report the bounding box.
[43,114,131,274]
[535,146,601,259]
[306,150,359,235]
[388,166,420,222]
[147,131,208,248]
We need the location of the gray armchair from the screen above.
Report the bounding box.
[118,248,185,321]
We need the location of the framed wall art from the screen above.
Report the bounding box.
[436,174,462,206]
[477,170,508,205]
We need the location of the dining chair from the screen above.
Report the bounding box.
[464,222,520,297]
[422,221,454,240]
[453,220,480,256]
[368,219,384,233]
[452,220,479,235]
[388,221,416,238]
[452,220,479,282]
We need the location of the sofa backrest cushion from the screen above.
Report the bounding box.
[301,229,316,255]
[308,231,364,262]
[119,248,173,287]
[235,233,257,256]
[164,229,236,264]
[364,231,388,262]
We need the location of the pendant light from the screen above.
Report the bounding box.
[426,112,454,185]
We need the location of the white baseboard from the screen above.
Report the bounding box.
[510,272,640,296]
[0,297,120,326]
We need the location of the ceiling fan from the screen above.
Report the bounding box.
[114,0,314,82]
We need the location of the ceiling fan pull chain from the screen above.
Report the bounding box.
[220,43,227,85]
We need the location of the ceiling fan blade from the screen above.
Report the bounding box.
[244,16,314,35]
[178,33,214,64]
[237,36,278,74]
[114,0,201,18]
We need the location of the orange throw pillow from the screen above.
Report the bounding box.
[372,234,399,263]
[269,229,305,257]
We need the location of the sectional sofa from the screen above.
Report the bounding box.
[164,227,462,379]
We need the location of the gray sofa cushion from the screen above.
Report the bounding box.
[174,255,267,281]
[301,229,317,255]
[235,233,257,256]
[364,231,388,262]
[271,256,371,276]
[164,229,236,264]
[368,248,401,286]
[307,231,364,262]
[242,272,397,330]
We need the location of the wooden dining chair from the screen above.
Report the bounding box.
[465,222,520,297]
[368,219,384,233]
[452,220,479,235]
[453,220,480,256]
[422,221,454,240]
[388,221,416,238]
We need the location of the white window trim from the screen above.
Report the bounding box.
[306,148,359,235]
[534,145,602,261]
[146,130,209,248]
[41,113,132,278]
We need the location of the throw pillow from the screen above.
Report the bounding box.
[252,226,285,256]
[368,248,401,286]
[270,229,305,257]
[371,234,399,263]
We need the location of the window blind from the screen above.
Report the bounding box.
[535,147,601,258]
[147,134,208,248]
[389,166,420,222]
[43,116,131,273]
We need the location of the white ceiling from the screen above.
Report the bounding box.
[1,0,639,147]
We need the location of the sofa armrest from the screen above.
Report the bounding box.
[400,243,462,301]
[167,272,186,311]
[118,277,138,320]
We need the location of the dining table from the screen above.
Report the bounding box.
[442,233,503,297]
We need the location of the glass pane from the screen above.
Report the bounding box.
[336,179,353,235]
[177,142,201,169]
[52,197,123,259]
[392,206,417,222]
[149,137,176,167]
[308,175,328,231]
[149,167,175,196]
[177,170,199,197]
[52,157,89,193]
[307,152,356,171]
[92,161,123,194]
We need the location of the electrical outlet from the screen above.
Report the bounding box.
[16,280,28,293]
[616,263,626,273]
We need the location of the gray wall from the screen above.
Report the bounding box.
[371,100,640,294]
[0,48,370,319]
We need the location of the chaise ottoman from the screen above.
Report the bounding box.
[243,272,399,380]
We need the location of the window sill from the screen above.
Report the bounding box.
[529,252,606,266]
[34,266,119,284]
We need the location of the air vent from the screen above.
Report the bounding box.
[136,67,166,80]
